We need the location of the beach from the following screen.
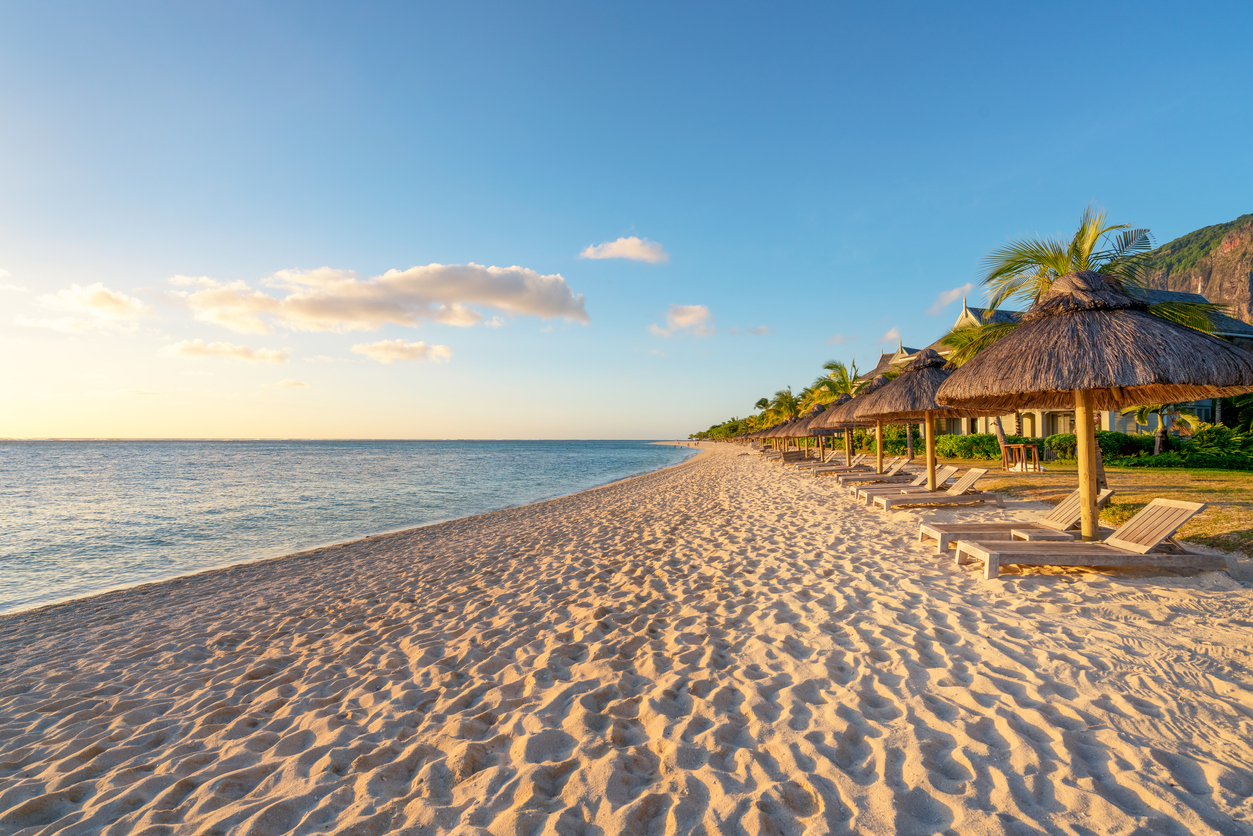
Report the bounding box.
[2,443,1252,835]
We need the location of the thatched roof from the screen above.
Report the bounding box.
[765,419,797,439]
[935,270,1253,411]
[812,377,890,429]
[855,349,1002,421]
[783,404,828,437]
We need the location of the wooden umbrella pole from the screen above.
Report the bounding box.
[924,411,937,491]
[844,429,852,465]
[876,420,884,473]
[1075,389,1100,540]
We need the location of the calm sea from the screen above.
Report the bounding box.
[0,440,697,615]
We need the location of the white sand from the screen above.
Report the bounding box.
[2,443,1252,835]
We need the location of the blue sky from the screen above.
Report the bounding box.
[2,1,1252,438]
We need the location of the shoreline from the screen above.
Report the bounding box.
[1,443,708,623]
[3,443,1249,835]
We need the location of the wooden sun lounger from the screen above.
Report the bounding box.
[855,466,959,505]
[797,452,863,470]
[810,454,887,478]
[846,463,951,495]
[952,499,1221,579]
[835,458,911,487]
[872,468,1002,510]
[918,488,1115,554]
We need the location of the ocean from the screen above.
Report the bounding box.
[0,440,698,615]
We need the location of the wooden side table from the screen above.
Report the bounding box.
[1001,443,1040,472]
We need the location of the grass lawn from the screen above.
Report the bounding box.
[935,456,1253,555]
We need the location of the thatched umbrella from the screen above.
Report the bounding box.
[789,404,828,457]
[809,393,858,465]
[813,376,892,472]
[937,270,1253,539]
[855,349,1001,490]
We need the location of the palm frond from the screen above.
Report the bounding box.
[1148,300,1226,335]
[939,322,1019,367]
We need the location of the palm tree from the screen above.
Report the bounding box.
[1119,403,1203,455]
[959,205,1223,341]
[820,359,861,396]
[940,206,1228,450]
[769,388,800,422]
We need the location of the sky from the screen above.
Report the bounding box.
[2,1,1252,439]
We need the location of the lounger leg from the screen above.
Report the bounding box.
[984,556,999,580]
[936,533,951,555]
[954,545,969,566]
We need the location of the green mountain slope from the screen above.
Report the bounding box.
[1143,213,1253,323]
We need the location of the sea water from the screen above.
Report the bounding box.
[0,440,697,614]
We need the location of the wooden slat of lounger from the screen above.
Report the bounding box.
[877,492,1003,510]
[1105,499,1206,554]
[943,468,986,496]
[953,540,1226,579]
[859,467,956,502]
[1040,487,1115,531]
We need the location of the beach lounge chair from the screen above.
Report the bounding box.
[834,458,911,487]
[855,466,958,505]
[797,452,864,471]
[872,468,1002,510]
[952,499,1224,579]
[810,454,888,478]
[918,487,1115,554]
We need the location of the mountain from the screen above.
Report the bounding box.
[1143,213,1253,323]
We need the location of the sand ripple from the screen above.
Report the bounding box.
[2,445,1252,834]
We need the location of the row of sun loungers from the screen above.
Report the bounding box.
[762,447,1219,581]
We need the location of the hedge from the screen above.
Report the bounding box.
[934,433,1039,460]
[1047,430,1172,459]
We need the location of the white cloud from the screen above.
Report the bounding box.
[827,333,856,345]
[729,325,772,337]
[17,282,153,332]
[579,236,668,263]
[0,270,26,292]
[650,304,713,338]
[351,339,453,364]
[484,316,505,328]
[172,263,588,335]
[878,327,901,344]
[161,339,290,363]
[927,282,975,315]
[271,379,309,388]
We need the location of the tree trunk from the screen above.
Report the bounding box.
[991,416,1008,452]
[1155,423,1167,455]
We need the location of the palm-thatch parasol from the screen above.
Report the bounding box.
[814,376,892,471]
[937,270,1253,538]
[854,349,1001,490]
[788,404,828,457]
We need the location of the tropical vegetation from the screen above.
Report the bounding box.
[941,205,1225,367]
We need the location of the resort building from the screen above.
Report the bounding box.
[860,292,1253,439]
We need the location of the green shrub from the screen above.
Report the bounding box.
[1049,430,1159,459]
[1108,451,1253,470]
[853,425,922,455]
[1044,433,1077,458]
[933,433,1040,460]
